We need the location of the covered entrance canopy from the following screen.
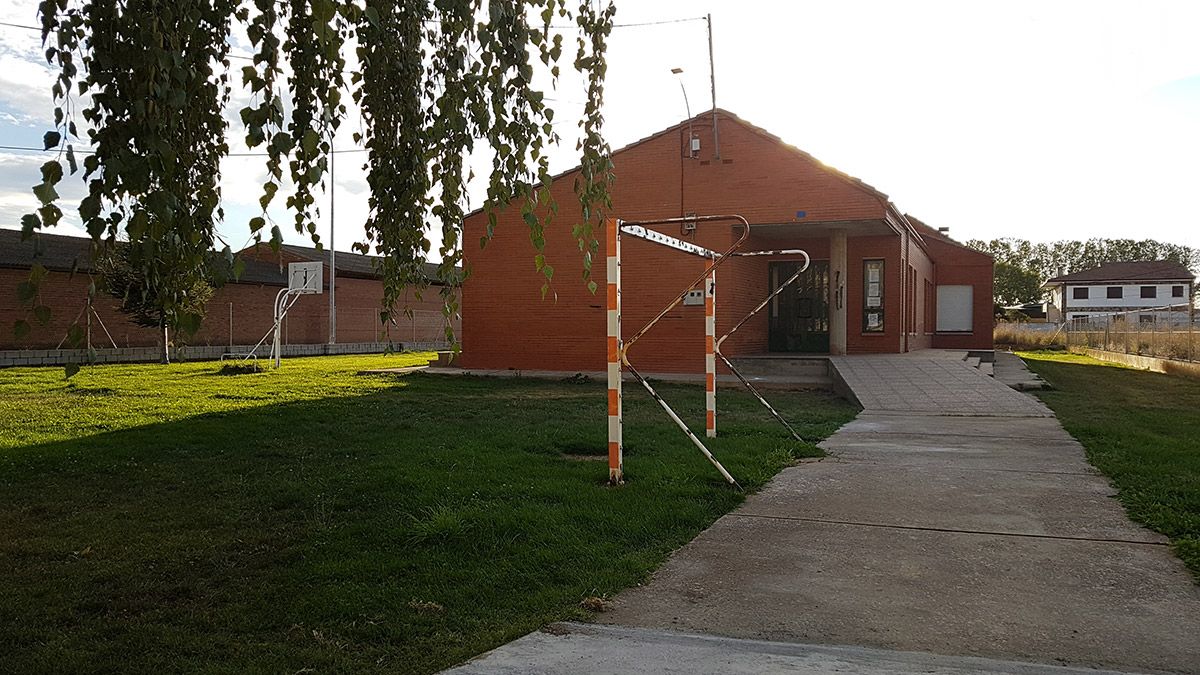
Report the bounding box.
[748,218,904,356]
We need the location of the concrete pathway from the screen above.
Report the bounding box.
[448,623,1143,675]
[830,353,1053,416]
[447,353,1200,674]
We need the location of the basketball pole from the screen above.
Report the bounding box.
[328,134,337,345]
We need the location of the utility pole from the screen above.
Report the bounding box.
[707,13,719,159]
[328,142,337,344]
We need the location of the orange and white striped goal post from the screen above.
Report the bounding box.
[605,217,624,484]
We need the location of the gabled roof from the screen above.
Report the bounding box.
[904,214,991,258]
[0,228,462,288]
[0,227,94,273]
[245,242,457,286]
[0,227,296,286]
[1045,261,1195,284]
[462,108,909,234]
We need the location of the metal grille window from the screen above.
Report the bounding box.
[1107,287,1123,299]
[1072,287,1088,300]
[1141,286,1157,299]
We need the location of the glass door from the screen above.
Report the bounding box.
[768,261,830,353]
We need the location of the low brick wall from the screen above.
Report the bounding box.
[0,341,448,368]
[1073,347,1200,380]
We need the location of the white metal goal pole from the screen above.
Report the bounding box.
[715,250,811,441]
[705,268,717,438]
[614,214,750,486]
[606,217,624,484]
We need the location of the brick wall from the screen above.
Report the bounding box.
[462,111,913,372]
[926,236,994,350]
[0,267,459,351]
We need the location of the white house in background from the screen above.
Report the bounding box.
[1044,261,1195,324]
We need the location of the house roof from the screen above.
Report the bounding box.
[0,227,94,273]
[904,214,991,258]
[249,242,456,286]
[1,228,459,288]
[1045,261,1195,284]
[462,108,916,241]
[0,227,295,286]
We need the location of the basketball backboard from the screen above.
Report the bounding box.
[288,261,323,294]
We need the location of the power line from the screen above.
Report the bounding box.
[0,20,40,31]
[0,143,372,157]
[0,14,707,38]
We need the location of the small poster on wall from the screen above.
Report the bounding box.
[863,260,885,333]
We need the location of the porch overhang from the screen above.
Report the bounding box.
[749,219,897,243]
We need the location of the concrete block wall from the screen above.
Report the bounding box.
[0,341,447,368]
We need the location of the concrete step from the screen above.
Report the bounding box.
[727,357,829,379]
[726,357,832,388]
[978,361,994,377]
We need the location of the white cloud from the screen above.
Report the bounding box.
[4,0,1200,256]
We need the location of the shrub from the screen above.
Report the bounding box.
[994,323,1064,351]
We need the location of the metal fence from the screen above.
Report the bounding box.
[1066,304,1199,363]
[203,304,458,350]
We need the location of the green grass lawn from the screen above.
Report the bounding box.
[0,354,856,673]
[1020,351,1200,580]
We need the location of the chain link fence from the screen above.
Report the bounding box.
[1066,304,1198,363]
[203,304,458,350]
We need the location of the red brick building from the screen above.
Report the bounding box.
[461,110,992,373]
[1,229,458,351]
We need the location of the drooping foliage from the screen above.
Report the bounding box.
[21,0,616,348]
[95,244,217,363]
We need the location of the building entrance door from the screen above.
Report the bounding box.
[768,260,830,353]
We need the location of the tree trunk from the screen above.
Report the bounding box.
[161,322,170,364]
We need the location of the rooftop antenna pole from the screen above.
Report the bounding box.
[707,13,719,159]
[328,133,337,345]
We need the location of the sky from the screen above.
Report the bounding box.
[2,0,1200,260]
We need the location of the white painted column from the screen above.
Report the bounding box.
[830,229,848,355]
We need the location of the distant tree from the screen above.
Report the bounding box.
[95,246,215,364]
[967,237,1200,306]
[993,261,1043,306]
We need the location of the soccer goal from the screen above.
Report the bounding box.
[605,216,811,486]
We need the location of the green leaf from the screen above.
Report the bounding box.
[64,362,80,379]
[20,213,40,238]
[249,216,265,233]
[66,324,84,347]
[17,281,37,304]
[13,319,31,340]
[66,145,77,174]
[32,182,59,205]
[42,131,61,150]
[40,160,63,184]
[127,210,148,239]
